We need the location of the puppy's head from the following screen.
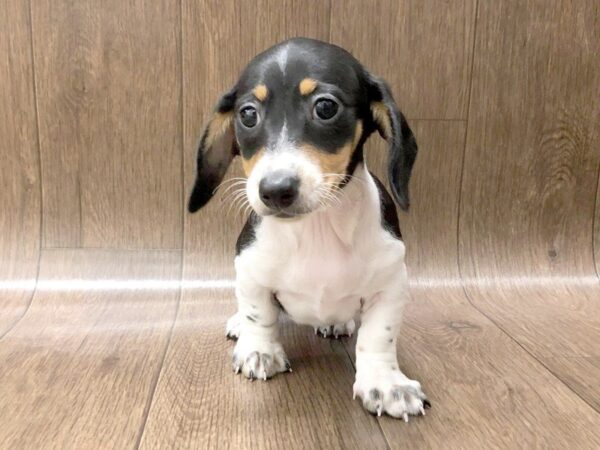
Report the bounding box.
[188,38,417,218]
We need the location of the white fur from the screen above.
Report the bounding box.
[231,163,427,419]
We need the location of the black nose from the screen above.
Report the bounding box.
[259,173,300,209]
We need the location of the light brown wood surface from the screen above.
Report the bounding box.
[459,1,600,420]
[0,1,41,337]
[330,0,476,120]
[1,0,599,448]
[31,0,183,248]
[0,249,181,449]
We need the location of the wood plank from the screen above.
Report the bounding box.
[239,0,331,63]
[464,284,600,413]
[344,286,600,448]
[330,0,476,120]
[0,1,41,336]
[0,249,181,449]
[138,283,388,449]
[365,121,466,281]
[460,0,600,279]
[31,0,182,248]
[182,0,246,262]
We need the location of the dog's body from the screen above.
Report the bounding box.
[188,38,429,420]
[232,165,404,329]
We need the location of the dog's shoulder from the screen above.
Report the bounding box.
[236,211,262,255]
[369,171,402,240]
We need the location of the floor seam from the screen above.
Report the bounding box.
[133,1,185,446]
[459,284,600,415]
[133,249,184,450]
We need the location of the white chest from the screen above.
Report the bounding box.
[236,208,405,327]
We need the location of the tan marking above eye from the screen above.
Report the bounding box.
[252,84,268,102]
[299,78,317,96]
[205,112,234,148]
[300,120,363,182]
[241,147,265,176]
[370,102,392,139]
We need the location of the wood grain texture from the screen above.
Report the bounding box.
[138,283,388,449]
[182,0,245,268]
[330,0,476,120]
[545,356,600,412]
[365,121,466,281]
[460,0,600,279]
[239,0,331,63]
[31,0,182,248]
[459,0,600,414]
[0,249,181,449]
[0,1,41,336]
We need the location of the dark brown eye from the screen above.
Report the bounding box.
[314,98,339,120]
[239,106,258,128]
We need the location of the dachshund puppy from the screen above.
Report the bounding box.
[188,38,429,420]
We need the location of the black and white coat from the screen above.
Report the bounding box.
[188,38,429,420]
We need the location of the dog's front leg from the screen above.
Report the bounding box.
[354,285,430,420]
[229,273,290,381]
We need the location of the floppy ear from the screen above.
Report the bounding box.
[366,74,418,211]
[188,88,238,213]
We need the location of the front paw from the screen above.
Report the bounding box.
[232,338,291,381]
[353,371,430,421]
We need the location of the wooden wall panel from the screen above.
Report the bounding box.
[365,121,466,281]
[182,0,244,275]
[0,2,41,336]
[239,0,331,63]
[31,0,182,249]
[330,0,476,120]
[460,0,600,279]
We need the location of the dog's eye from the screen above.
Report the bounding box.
[239,106,258,128]
[313,98,339,121]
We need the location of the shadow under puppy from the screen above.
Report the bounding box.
[188,38,429,420]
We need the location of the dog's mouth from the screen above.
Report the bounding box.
[260,206,312,220]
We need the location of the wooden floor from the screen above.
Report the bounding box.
[0,249,598,449]
[2,0,600,448]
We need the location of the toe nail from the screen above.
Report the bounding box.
[403,412,409,423]
[423,399,432,409]
[249,370,254,381]
[285,362,292,372]
[263,371,267,381]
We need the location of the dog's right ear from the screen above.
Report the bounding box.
[188,87,238,213]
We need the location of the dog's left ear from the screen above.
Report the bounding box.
[366,73,418,211]
[188,87,238,213]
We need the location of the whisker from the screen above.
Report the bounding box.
[212,177,248,195]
